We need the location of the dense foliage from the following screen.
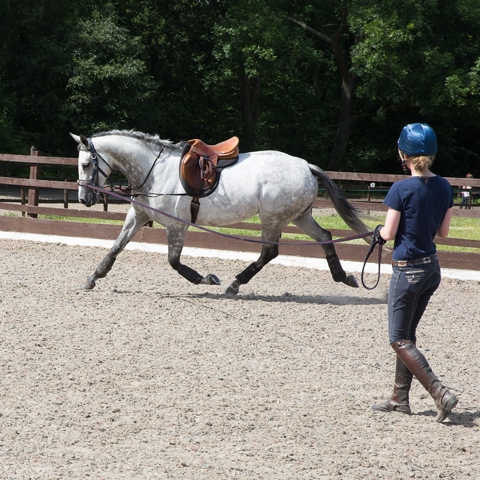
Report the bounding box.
[1,0,479,176]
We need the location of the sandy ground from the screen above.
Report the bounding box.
[1,238,479,479]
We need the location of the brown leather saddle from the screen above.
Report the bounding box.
[179,136,239,223]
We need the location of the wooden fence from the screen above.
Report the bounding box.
[1,148,480,271]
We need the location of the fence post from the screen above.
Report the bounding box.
[27,146,41,218]
[103,193,109,211]
[21,187,27,217]
[63,179,69,208]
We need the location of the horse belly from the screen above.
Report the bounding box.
[197,152,317,225]
[197,186,261,226]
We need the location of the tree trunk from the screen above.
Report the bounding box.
[328,71,356,170]
[327,14,357,171]
[284,11,357,170]
[239,73,261,152]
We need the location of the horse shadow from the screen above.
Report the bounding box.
[162,292,387,306]
[415,408,480,428]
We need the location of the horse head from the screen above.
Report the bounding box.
[71,133,113,207]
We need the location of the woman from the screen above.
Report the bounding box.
[372,123,458,423]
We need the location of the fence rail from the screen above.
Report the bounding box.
[1,149,480,271]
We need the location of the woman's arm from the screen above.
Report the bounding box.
[379,208,402,241]
[437,207,453,238]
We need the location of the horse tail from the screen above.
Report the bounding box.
[309,164,373,244]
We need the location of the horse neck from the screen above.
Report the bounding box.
[99,136,177,189]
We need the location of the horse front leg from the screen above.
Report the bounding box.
[166,225,221,286]
[81,208,150,290]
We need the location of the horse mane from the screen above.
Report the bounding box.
[92,129,181,150]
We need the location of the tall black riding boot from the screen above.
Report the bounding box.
[372,354,413,414]
[392,340,458,423]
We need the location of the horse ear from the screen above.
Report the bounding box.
[70,133,89,148]
[70,132,81,143]
[80,134,89,147]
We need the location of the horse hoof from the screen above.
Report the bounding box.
[206,274,221,285]
[225,282,240,295]
[343,274,359,288]
[80,280,95,290]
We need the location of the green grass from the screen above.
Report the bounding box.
[308,213,480,254]
[21,211,480,254]
[189,212,480,254]
[40,215,127,226]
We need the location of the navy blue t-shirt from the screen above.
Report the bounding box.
[383,176,454,261]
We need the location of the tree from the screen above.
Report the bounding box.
[284,2,358,170]
[348,0,480,175]
[1,0,479,177]
[281,0,480,175]
[209,0,339,161]
[64,4,156,135]
[0,0,79,153]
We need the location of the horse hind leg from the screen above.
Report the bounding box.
[226,236,280,295]
[293,212,358,288]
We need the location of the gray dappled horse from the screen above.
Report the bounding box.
[72,130,372,294]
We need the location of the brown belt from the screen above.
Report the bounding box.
[392,254,437,267]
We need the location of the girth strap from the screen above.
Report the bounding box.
[190,196,200,224]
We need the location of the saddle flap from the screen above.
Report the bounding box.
[180,136,240,192]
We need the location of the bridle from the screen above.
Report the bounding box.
[77,138,114,188]
[77,138,165,192]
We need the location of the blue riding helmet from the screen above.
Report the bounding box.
[398,123,438,156]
